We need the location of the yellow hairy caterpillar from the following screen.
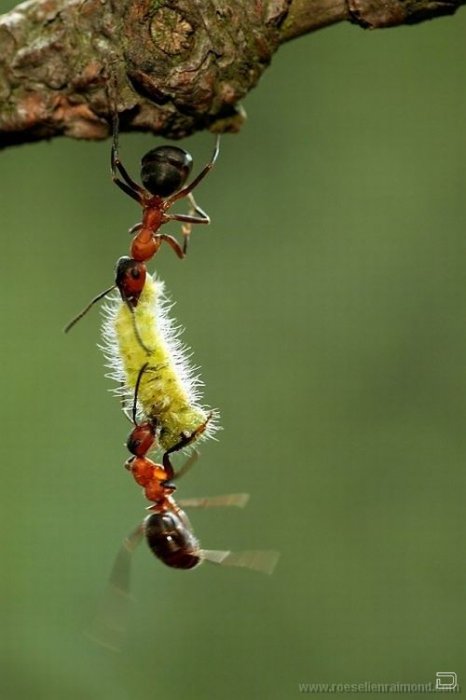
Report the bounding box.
[102,273,218,452]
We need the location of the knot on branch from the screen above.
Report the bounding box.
[347,0,459,27]
[0,0,290,147]
[122,0,291,136]
[0,0,463,148]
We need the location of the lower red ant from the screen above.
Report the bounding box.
[86,367,278,651]
[124,361,212,496]
[64,115,219,334]
[120,431,277,572]
[125,367,278,570]
[88,474,277,650]
[124,364,278,572]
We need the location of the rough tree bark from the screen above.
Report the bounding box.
[0,0,463,149]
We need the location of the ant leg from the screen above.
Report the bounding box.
[187,192,209,220]
[158,234,185,259]
[113,177,144,203]
[111,112,145,203]
[182,194,197,249]
[165,204,210,254]
[162,453,176,483]
[163,413,212,460]
[181,229,191,256]
[165,209,211,255]
[161,449,197,484]
[167,213,210,225]
[178,193,209,254]
[128,223,143,234]
[168,135,220,204]
[165,193,211,250]
[161,412,212,483]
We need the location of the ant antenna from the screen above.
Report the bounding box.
[124,301,152,356]
[64,284,116,334]
[132,362,149,424]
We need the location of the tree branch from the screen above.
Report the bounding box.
[0,0,464,149]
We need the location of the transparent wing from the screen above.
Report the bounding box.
[178,493,250,509]
[85,524,144,652]
[201,549,280,575]
[172,449,200,481]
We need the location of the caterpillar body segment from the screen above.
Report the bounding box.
[102,273,219,452]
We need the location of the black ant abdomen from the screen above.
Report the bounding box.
[144,510,201,570]
[141,146,193,197]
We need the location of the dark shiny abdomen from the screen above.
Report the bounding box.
[144,510,201,570]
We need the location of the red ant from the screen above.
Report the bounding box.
[123,364,278,572]
[126,451,251,571]
[64,116,219,334]
[88,473,276,649]
[111,113,220,263]
[86,369,278,650]
[124,361,212,500]
[122,439,277,571]
[88,460,278,651]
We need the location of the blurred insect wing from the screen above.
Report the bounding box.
[202,549,280,575]
[178,493,250,509]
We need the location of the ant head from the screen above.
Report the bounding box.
[141,146,193,197]
[115,256,146,305]
[127,422,156,457]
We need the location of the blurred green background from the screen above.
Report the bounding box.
[1,2,466,698]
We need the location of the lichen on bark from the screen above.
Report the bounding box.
[0,0,464,149]
[0,0,290,147]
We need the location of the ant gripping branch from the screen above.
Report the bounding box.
[111,113,220,262]
[64,116,219,334]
